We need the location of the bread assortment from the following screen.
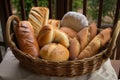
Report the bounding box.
[14,7,112,62]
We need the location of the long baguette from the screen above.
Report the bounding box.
[77,28,112,59]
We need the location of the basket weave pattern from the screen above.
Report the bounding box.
[6,15,120,77]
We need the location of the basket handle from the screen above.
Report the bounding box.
[6,15,20,48]
[105,21,120,58]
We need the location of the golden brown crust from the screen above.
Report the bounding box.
[89,23,97,40]
[54,29,69,48]
[76,23,97,53]
[60,27,77,38]
[14,21,40,57]
[28,7,49,37]
[78,28,112,59]
[37,24,54,48]
[48,19,60,29]
[69,37,80,60]
[77,27,89,51]
[40,43,69,62]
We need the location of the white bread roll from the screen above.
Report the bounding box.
[61,11,88,32]
[40,43,69,62]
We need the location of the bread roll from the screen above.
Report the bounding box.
[60,27,77,38]
[69,37,80,60]
[53,29,69,48]
[14,21,40,57]
[78,28,112,59]
[28,7,49,37]
[37,24,54,48]
[61,11,88,32]
[40,43,69,62]
[48,19,60,29]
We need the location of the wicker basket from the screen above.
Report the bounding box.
[6,15,120,77]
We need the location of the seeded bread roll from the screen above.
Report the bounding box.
[28,7,49,37]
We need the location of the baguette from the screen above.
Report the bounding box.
[76,23,97,52]
[77,28,112,59]
[69,37,80,60]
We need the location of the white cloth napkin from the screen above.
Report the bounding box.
[0,48,118,80]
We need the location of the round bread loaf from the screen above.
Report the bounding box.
[40,43,69,62]
[61,11,88,32]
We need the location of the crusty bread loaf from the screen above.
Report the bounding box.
[53,29,69,48]
[77,27,89,51]
[48,19,60,29]
[61,11,88,32]
[89,23,98,40]
[28,7,49,38]
[77,28,112,59]
[76,23,97,52]
[37,24,54,48]
[69,37,80,60]
[14,21,40,57]
[40,43,69,62]
[60,27,77,38]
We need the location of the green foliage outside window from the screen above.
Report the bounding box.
[12,0,119,23]
[12,0,48,19]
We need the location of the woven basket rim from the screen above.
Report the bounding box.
[11,45,107,64]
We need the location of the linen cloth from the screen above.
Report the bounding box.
[0,48,118,80]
